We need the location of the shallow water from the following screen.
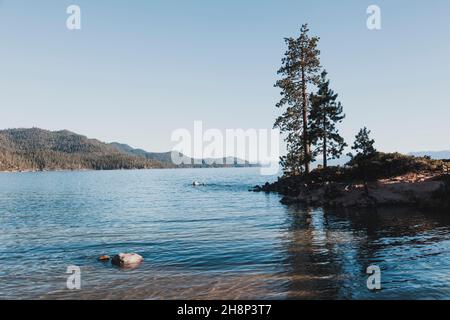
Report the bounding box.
[1,168,450,299]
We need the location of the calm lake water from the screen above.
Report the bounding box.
[1,167,450,300]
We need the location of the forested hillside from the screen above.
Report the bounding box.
[0,128,168,171]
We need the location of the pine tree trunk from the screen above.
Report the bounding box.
[301,65,310,174]
[323,113,327,168]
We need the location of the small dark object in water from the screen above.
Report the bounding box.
[98,255,110,262]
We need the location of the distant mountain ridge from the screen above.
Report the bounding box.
[408,150,450,160]
[0,128,255,172]
[109,142,182,164]
[109,142,256,167]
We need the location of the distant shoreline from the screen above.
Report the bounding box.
[0,128,259,173]
[0,166,260,174]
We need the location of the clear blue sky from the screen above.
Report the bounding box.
[1,0,449,155]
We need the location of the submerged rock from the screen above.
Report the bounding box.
[250,182,273,192]
[111,253,144,267]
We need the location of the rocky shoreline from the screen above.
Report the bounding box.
[253,172,450,209]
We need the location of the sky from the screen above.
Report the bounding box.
[1,0,449,158]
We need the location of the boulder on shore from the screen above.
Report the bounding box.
[111,253,144,267]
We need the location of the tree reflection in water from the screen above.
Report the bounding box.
[281,205,450,299]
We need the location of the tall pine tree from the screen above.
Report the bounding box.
[309,71,347,168]
[274,24,321,175]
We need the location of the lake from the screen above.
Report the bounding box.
[1,167,450,299]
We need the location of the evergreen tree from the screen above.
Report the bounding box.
[349,127,377,159]
[274,24,321,175]
[347,128,378,185]
[279,144,305,177]
[309,71,347,168]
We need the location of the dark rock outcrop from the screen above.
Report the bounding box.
[254,173,449,209]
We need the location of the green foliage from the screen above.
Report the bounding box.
[347,152,441,181]
[348,127,377,160]
[279,144,306,177]
[0,128,167,171]
[309,71,347,167]
[284,153,445,184]
[274,24,321,175]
